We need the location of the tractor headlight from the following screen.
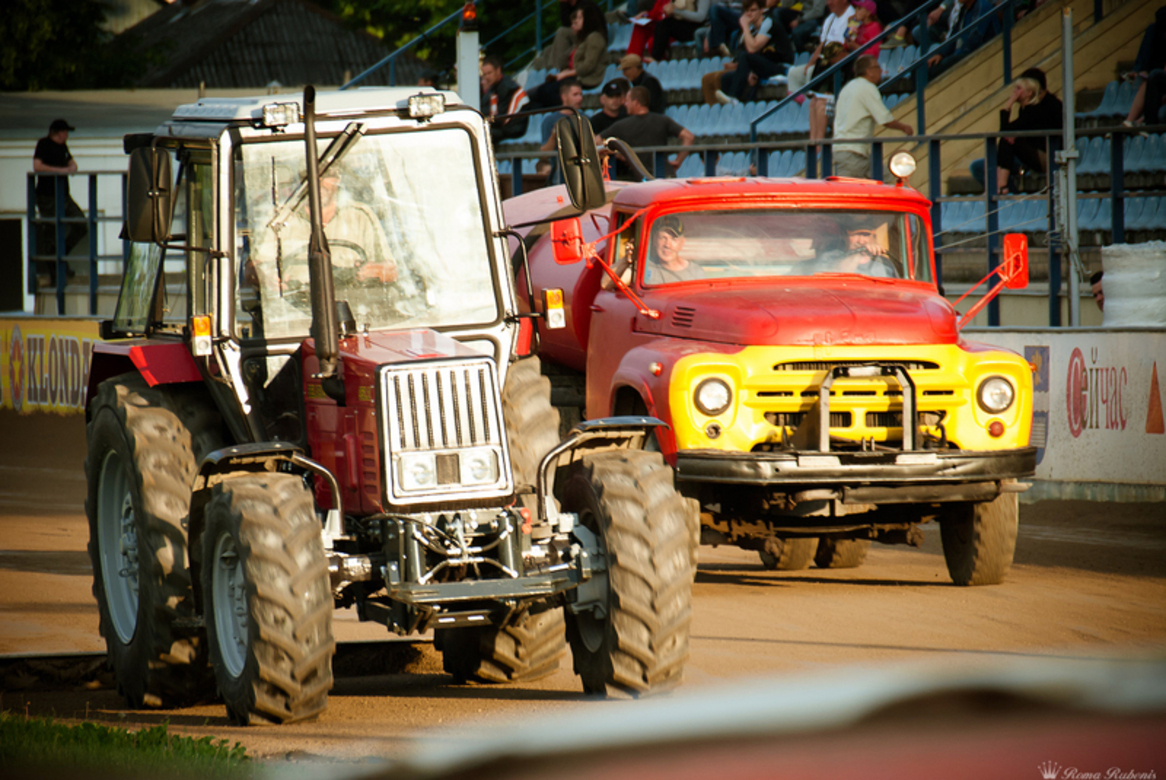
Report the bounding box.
[977,376,1015,414]
[459,448,499,486]
[408,93,446,119]
[262,102,301,128]
[694,378,733,416]
[399,452,437,491]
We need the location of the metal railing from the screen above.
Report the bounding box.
[26,171,128,315]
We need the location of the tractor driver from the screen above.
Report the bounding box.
[250,165,398,296]
[643,215,705,285]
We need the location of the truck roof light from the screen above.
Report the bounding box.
[889,152,916,182]
[262,102,301,128]
[408,93,446,119]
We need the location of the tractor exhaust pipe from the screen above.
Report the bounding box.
[303,86,345,403]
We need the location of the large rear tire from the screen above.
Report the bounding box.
[939,492,1019,586]
[814,538,871,569]
[758,537,818,571]
[85,375,220,708]
[202,473,334,724]
[437,609,566,684]
[561,451,695,697]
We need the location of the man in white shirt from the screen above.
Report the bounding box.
[831,56,913,179]
[817,0,855,46]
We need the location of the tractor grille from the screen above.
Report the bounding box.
[379,358,513,506]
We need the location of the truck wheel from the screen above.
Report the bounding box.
[436,609,566,684]
[561,451,695,697]
[814,539,871,569]
[203,473,335,725]
[85,375,218,708]
[939,492,1019,586]
[758,537,818,571]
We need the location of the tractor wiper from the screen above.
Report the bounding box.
[267,121,366,231]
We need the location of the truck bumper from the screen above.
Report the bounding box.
[676,447,1037,504]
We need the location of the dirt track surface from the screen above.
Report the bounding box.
[1,411,1165,767]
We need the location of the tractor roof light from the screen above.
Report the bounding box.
[262,101,301,128]
[460,2,478,31]
[408,93,446,119]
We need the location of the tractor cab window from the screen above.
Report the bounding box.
[637,209,933,285]
[233,127,499,341]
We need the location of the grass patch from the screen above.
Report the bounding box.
[0,712,250,778]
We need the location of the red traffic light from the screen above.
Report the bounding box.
[460,2,478,31]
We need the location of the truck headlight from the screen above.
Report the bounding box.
[460,448,499,485]
[399,452,437,491]
[977,376,1015,414]
[695,378,732,416]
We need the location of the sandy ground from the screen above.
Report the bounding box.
[1,411,1164,768]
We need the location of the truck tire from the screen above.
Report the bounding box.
[85,375,219,708]
[814,538,871,569]
[202,473,335,724]
[561,451,695,697]
[437,609,566,684]
[758,537,818,571]
[939,492,1019,586]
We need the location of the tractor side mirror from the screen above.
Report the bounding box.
[556,114,605,213]
[125,147,174,245]
[1002,233,1029,290]
[551,218,585,265]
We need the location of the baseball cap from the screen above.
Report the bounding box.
[852,0,877,14]
[601,79,627,97]
[49,119,75,133]
[619,53,642,70]
[656,215,684,237]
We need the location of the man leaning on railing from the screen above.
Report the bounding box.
[33,118,87,284]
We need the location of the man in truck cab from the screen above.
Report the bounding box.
[814,213,899,277]
[644,215,706,284]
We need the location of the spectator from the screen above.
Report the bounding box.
[717,0,795,103]
[590,78,632,134]
[789,0,830,52]
[785,39,847,106]
[1123,6,1166,127]
[533,0,582,69]
[599,86,695,179]
[845,0,883,59]
[538,80,586,182]
[619,54,668,114]
[1091,270,1104,311]
[832,56,913,178]
[969,68,1062,194]
[927,0,999,76]
[818,0,857,47]
[528,2,610,109]
[651,0,713,62]
[480,57,530,145]
[33,118,87,282]
[891,0,948,48]
[417,70,440,88]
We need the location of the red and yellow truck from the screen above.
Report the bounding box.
[508,172,1035,585]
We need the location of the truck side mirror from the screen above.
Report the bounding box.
[556,114,606,213]
[1002,233,1029,290]
[125,147,173,245]
[551,218,585,265]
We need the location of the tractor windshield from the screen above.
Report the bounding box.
[233,127,498,340]
[639,208,933,286]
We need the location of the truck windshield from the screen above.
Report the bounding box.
[640,208,932,286]
[233,127,498,340]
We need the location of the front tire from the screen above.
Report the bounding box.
[203,473,334,725]
[939,492,1019,586]
[561,451,696,697]
[85,375,219,708]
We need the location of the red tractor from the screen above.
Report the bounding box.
[510,149,1035,585]
[85,88,695,724]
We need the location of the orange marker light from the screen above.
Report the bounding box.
[543,288,566,329]
[988,420,1005,438]
[191,315,212,356]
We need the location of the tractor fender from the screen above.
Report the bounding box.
[87,340,201,417]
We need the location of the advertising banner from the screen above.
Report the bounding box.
[0,318,101,415]
[969,328,1166,487]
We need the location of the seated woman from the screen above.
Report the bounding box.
[527,2,610,109]
[969,67,1062,194]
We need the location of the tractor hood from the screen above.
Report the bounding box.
[636,282,958,347]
